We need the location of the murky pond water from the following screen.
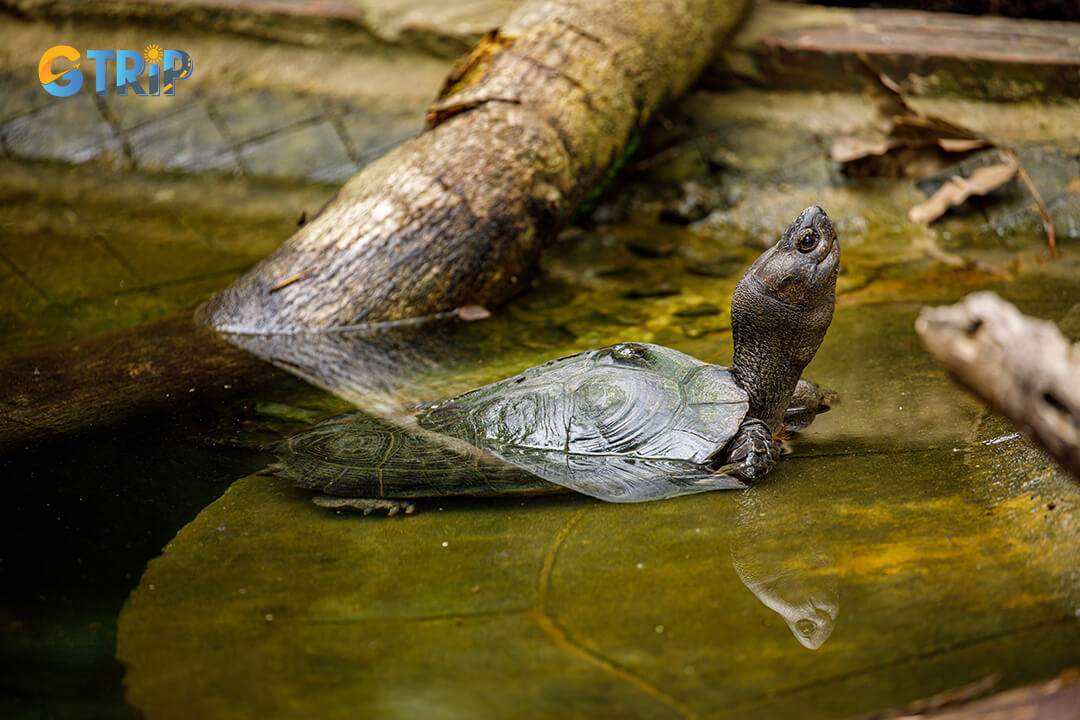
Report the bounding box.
[2,92,1079,719]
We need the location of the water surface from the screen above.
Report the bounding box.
[2,93,1079,719]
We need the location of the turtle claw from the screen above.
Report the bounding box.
[312,496,417,516]
[257,463,286,477]
[719,418,781,483]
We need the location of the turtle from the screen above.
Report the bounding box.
[261,205,840,514]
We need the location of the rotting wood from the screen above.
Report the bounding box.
[915,292,1080,480]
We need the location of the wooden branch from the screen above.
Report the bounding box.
[204,0,750,332]
[915,291,1080,479]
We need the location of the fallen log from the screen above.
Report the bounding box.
[0,0,750,448]
[915,291,1080,480]
[205,0,750,331]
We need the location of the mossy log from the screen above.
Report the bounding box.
[205,0,750,331]
[916,292,1080,480]
[0,0,749,448]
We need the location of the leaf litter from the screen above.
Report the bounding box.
[831,56,1058,259]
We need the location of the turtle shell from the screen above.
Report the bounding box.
[418,342,750,501]
[262,412,555,499]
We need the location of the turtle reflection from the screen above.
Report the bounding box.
[730,481,839,650]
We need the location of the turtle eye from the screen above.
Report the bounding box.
[796,231,818,253]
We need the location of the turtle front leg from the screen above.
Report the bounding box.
[720,418,781,483]
[312,496,417,516]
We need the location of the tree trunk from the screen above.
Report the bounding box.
[204,0,750,331]
[0,0,750,448]
[915,291,1080,480]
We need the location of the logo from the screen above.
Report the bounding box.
[39,44,194,98]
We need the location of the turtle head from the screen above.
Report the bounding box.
[730,206,839,430]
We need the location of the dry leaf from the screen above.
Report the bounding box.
[857,54,914,122]
[837,57,987,178]
[830,136,896,163]
[908,162,1017,224]
[458,304,492,321]
[891,114,981,142]
[938,138,991,153]
[842,57,1056,258]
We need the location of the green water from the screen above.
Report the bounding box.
[2,93,1079,719]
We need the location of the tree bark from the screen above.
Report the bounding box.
[204,0,750,331]
[915,291,1080,480]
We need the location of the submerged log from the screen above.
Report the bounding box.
[0,312,278,451]
[915,291,1080,480]
[205,0,750,331]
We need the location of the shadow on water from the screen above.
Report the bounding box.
[0,409,271,719]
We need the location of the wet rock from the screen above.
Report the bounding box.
[625,283,681,299]
[3,94,124,165]
[581,312,644,327]
[593,266,634,278]
[211,90,323,144]
[127,104,238,174]
[254,402,322,425]
[708,146,743,173]
[685,255,746,278]
[114,274,1080,720]
[589,198,629,225]
[239,121,355,182]
[659,181,715,225]
[556,228,590,245]
[338,107,422,165]
[626,236,678,259]
[674,303,722,318]
[1058,303,1080,341]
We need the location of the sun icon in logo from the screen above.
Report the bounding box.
[144,43,164,65]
